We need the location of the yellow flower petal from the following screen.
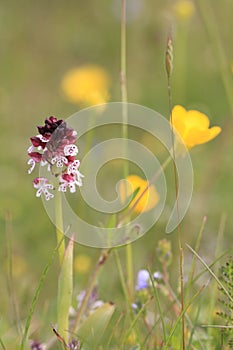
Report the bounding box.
[119,175,159,214]
[187,126,221,147]
[171,105,187,135]
[171,105,221,149]
[186,110,210,129]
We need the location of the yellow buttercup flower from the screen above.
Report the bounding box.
[173,0,195,20]
[61,65,110,106]
[171,105,221,149]
[119,175,159,214]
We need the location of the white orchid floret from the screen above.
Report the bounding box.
[51,155,68,167]
[64,144,78,156]
[27,158,36,174]
[33,177,54,201]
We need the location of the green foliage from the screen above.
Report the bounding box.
[76,302,115,349]
[57,238,74,344]
[1,1,233,349]
[217,258,233,347]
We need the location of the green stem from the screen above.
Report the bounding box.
[121,0,128,148]
[121,0,128,135]
[187,216,207,292]
[114,250,132,311]
[206,214,226,347]
[71,249,112,333]
[55,190,72,344]
[171,120,186,350]
[120,0,133,299]
[70,2,131,335]
[167,32,185,349]
[57,237,73,344]
[186,244,233,304]
[20,240,62,350]
[71,152,173,334]
[55,190,65,264]
[173,22,189,103]
[126,243,133,299]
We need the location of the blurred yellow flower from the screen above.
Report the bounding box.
[61,65,110,106]
[126,331,137,345]
[74,254,91,274]
[173,0,195,20]
[171,105,221,149]
[5,254,27,278]
[119,175,159,214]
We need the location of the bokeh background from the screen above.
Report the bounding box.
[0,0,233,344]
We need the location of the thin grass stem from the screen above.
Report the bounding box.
[55,191,66,264]
[5,211,23,336]
[120,0,134,301]
[71,248,112,333]
[149,269,167,343]
[187,216,207,289]
[163,284,205,349]
[186,244,233,304]
[166,31,186,350]
[206,213,226,346]
[0,338,6,350]
[114,250,132,312]
[122,296,153,346]
[20,240,62,350]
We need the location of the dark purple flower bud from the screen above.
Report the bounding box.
[37,116,63,136]
[66,155,76,164]
[62,173,75,182]
[30,136,47,149]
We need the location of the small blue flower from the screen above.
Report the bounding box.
[153,271,163,280]
[132,302,139,310]
[136,269,150,290]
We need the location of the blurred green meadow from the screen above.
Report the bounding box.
[1,0,233,348]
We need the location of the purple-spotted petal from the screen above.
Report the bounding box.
[33,177,54,200]
[64,144,78,156]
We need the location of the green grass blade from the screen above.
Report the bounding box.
[163,285,205,349]
[186,244,233,304]
[76,302,115,349]
[5,212,23,336]
[191,249,230,286]
[187,216,207,287]
[122,296,153,346]
[0,337,6,350]
[20,239,63,350]
[149,269,167,343]
[105,311,124,349]
[57,237,74,344]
